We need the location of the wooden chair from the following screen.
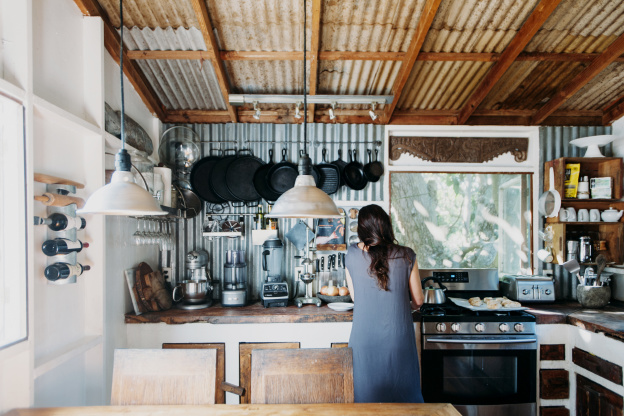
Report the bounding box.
[111,348,217,405]
[250,347,354,404]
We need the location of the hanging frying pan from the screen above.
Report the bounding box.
[538,167,561,217]
[330,149,348,188]
[190,149,226,204]
[363,149,384,182]
[210,149,241,203]
[225,149,264,204]
[315,148,340,195]
[253,149,281,202]
[267,148,299,195]
[344,149,368,191]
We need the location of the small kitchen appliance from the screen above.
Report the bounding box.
[173,279,213,309]
[566,240,579,262]
[185,249,209,280]
[500,275,555,302]
[260,237,289,308]
[222,250,247,307]
[579,236,592,263]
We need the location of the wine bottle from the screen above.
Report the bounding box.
[41,238,89,256]
[44,262,91,281]
[34,213,86,231]
[255,204,264,230]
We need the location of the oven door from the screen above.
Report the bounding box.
[422,335,536,407]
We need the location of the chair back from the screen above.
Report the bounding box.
[111,348,216,405]
[250,348,353,404]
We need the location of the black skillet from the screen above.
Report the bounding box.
[363,149,384,183]
[330,149,348,188]
[225,149,263,205]
[344,149,368,191]
[253,149,281,202]
[315,148,340,195]
[210,149,242,203]
[267,148,299,195]
[190,149,226,204]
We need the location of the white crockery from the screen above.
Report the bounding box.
[578,209,589,222]
[601,208,623,222]
[590,209,601,222]
[327,302,354,311]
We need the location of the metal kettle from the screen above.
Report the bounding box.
[421,277,448,304]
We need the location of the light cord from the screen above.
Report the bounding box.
[303,0,307,153]
[119,0,125,151]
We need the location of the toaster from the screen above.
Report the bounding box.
[500,275,555,302]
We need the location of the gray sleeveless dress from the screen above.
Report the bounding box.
[345,243,423,403]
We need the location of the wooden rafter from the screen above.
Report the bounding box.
[457,0,563,125]
[532,32,624,125]
[306,0,322,122]
[602,94,624,125]
[72,0,166,120]
[382,0,442,124]
[190,0,237,123]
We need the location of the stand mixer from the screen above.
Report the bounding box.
[260,237,289,308]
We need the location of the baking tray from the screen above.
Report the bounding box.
[449,297,528,312]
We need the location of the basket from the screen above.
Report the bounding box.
[317,293,352,303]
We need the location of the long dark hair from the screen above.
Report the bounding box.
[357,204,406,291]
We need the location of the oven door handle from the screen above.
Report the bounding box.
[426,338,537,345]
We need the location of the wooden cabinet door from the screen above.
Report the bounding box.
[576,374,623,416]
[239,342,300,404]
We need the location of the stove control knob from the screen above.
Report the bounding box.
[436,323,447,332]
[451,323,461,333]
[514,323,524,333]
[499,323,510,333]
[545,289,552,295]
[522,289,530,295]
[475,323,485,333]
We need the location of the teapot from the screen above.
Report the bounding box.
[421,277,448,304]
[601,207,623,222]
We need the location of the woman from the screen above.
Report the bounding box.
[345,204,425,403]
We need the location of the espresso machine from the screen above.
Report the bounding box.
[260,237,289,308]
[222,250,247,307]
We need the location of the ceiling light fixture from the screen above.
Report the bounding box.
[267,0,341,219]
[329,102,336,120]
[253,101,261,120]
[369,102,378,121]
[294,101,302,119]
[230,94,392,106]
[78,0,164,216]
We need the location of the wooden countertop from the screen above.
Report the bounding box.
[6,403,460,416]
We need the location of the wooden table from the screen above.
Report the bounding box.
[7,403,460,416]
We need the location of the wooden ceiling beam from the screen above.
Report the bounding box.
[190,0,237,123]
[72,0,166,120]
[602,94,624,125]
[307,0,322,123]
[382,0,442,124]
[457,0,563,125]
[532,32,624,125]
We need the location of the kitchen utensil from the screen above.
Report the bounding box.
[209,149,240,202]
[539,167,561,218]
[330,254,338,286]
[337,252,345,286]
[158,126,201,174]
[569,135,618,158]
[190,149,227,204]
[253,149,281,202]
[349,208,359,219]
[267,148,298,194]
[596,254,607,282]
[35,193,85,208]
[578,209,589,222]
[285,220,315,250]
[348,235,359,245]
[225,149,264,204]
[325,301,354,310]
[559,207,576,222]
[172,279,211,304]
[330,149,349,188]
[577,284,611,308]
[349,220,358,233]
[178,187,202,219]
[448,297,528,311]
[537,248,553,263]
[566,240,579,262]
[562,259,584,285]
[34,173,84,189]
[590,209,601,222]
[601,207,624,222]
[221,219,242,233]
[363,149,384,182]
[185,250,209,281]
[579,236,592,263]
[344,150,368,191]
[315,148,340,195]
[421,277,447,304]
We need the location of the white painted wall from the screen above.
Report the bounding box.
[612,117,624,158]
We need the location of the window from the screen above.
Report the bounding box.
[391,172,532,274]
[0,94,27,349]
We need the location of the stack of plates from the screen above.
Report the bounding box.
[327,302,354,311]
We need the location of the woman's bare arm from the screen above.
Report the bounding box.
[408,259,424,309]
[345,268,355,302]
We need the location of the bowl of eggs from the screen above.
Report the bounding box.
[317,285,352,303]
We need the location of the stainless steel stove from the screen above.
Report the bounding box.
[419,269,537,416]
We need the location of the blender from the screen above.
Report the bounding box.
[222,250,247,307]
[260,237,289,308]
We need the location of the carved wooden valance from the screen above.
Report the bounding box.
[389,136,528,163]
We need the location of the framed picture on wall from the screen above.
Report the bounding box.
[315,217,346,251]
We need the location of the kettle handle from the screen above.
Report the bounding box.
[262,250,270,271]
[421,276,448,291]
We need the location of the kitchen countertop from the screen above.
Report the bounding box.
[125,301,624,341]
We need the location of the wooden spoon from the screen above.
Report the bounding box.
[595,254,607,285]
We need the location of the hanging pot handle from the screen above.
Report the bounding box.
[367,149,373,163]
[281,148,288,162]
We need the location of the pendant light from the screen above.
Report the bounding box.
[267,0,341,219]
[78,0,165,216]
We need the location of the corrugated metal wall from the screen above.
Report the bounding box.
[166,123,385,301]
[539,126,612,300]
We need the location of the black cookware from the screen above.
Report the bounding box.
[253,149,281,202]
[210,149,241,202]
[343,149,368,191]
[315,148,340,195]
[363,149,384,182]
[190,149,226,204]
[267,149,298,195]
[330,149,348,188]
[225,149,263,204]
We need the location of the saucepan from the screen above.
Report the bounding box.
[421,277,448,304]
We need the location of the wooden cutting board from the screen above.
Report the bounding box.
[34,173,84,189]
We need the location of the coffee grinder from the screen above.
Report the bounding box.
[260,237,289,307]
[222,250,247,307]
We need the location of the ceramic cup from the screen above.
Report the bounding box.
[577,181,590,199]
[578,209,589,222]
[559,207,576,222]
[590,209,601,222]
[537,248,553,263]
